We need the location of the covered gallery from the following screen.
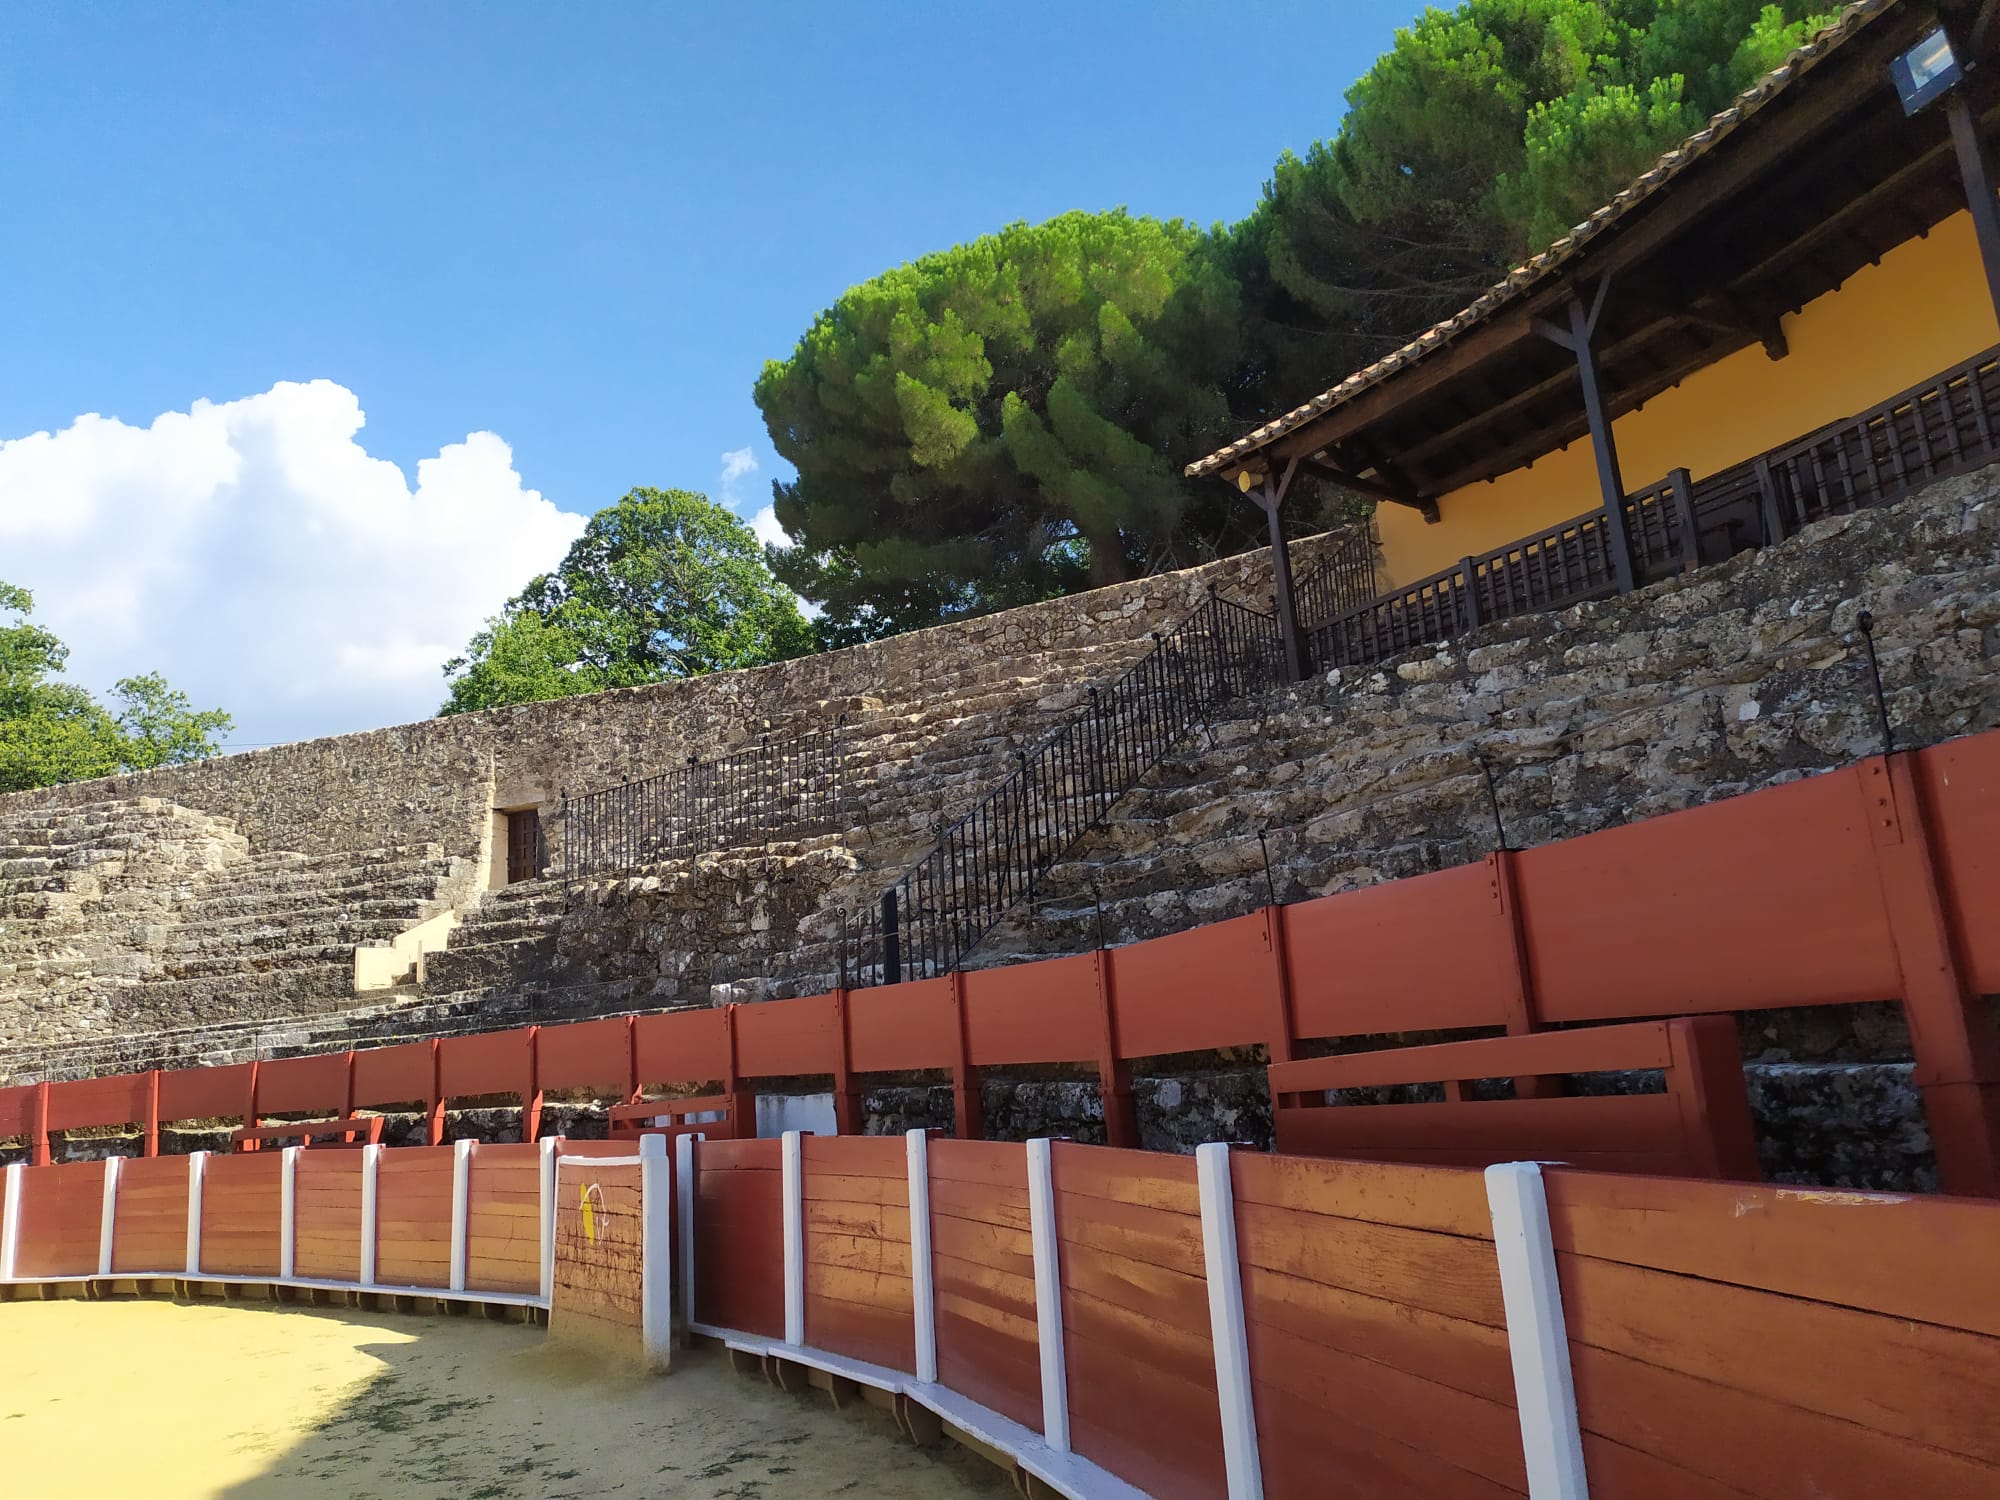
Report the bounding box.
[1193,0,2000,679]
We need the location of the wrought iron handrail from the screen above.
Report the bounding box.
[563,725,847,882]
[1291,519,1380,631]
[840,590,1283,985]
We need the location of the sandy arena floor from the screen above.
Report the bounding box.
[0,1297,1008,1498]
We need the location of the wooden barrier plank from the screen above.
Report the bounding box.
[1235,1199,1506,1328]
[254,1053,352,1117]
[693,1142,785,1338]
[928,1138,1030,1188]
[632,1007,731,1088]
[14,1163,105,1277]
[199,1155,282,1276]
[1543,1171,2000,1337]
[1247,1318,1529,1492]
[1571,1342,2000,1498]
[1063,1315,1224,1500]
[802,1133,906,1180]
[962,954,1101,1066]
[438,1028,534,1100]
[1559,1252,2000,1466]
[1521,767,1903,1022]
[845,977,956,1074]
[1253,1372,1526,1500]
[1108,911,1279,1061]
[1230,1152,1494,1239]
[158,1063,253,1123]
[1282,863,1524,1041]
[731,993,838,1079]
[1050,1143,1200,1213]
[1053,1192,1209,1281]
[935,1293,1045,1434]
[349,1041,436,1109]
[45,1073,151,1132]
[1240,1260,1515,1406]
[535,1016,633,1094]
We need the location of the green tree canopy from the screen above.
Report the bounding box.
[440,487,813,715]
[754,210,1258,643]
[0,581,233,792]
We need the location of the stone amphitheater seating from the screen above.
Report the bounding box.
[0,798,462,1054]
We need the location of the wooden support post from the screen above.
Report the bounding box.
[722,1006,757,1141]
[1867,755,2000,1195]
[638,1132,672,1372]
[97,1156,120,1277]
[449,1138,473,1292]
[0,1162,21,1281]
[279,1146,299,1280]
[359,1142,382,1287]
[1263,906,1297,1068]
[781,1130,804,1346]
[1753,456,1786,546]
[949,972,984,1141]
[1092,952,1139,1150]
[1668,468,1701,571]
[143,1070,160,1159]
[1535,279,1636,593]
[1491,851,1561,1101]
[830,989,863,1136]
[522,1023,543,1144]
[675,1132,699,1339]
[906,1128,938,1384]
[1485,1163,1588,1500]
[1025,1137,1070,1451]
[1946,89,2000,333]
[1459,557,1483,629]
[1252,458,1307,682]
[185,1151,208,1277]
[1196,1144,1263,1500]
[536,1135,558,1303]
[425,1039,446,1147]
[30,1081,49,1168]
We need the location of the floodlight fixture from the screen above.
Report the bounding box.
[1889,27,1963,116]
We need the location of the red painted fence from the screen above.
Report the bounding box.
[4,731,1998,1194]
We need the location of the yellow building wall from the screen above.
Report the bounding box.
[1376,210,2000,587]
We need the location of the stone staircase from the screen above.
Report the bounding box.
[0,796,464,1052]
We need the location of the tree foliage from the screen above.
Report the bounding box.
[0,582,233,793]
[754,211,1259,643]
[757,2,1842,641]
[440,487,813,714]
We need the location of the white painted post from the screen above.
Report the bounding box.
[1197,1143,1263,1500]
[97,1156,122,1277]
[638,1132,672,1371]
[279,1147,300,1280]
[1026,1136,1070,1452]
[906,1128,937,1384]
[358,1143,382,1287]
[449,1138,474,1292]
[781,1129,804,1346]
[1486,1163,1589,1500]
[185,1151,208,1276]
[675,1132,699,1338]
[0,1162,22,1281]
[537,1134,559,1303]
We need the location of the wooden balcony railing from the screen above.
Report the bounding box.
[1305,343,2000,672]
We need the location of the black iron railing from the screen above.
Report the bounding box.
[1292,521,1380,629]
[1307,343,2000,672]
[563,727,847,882]
[841,591,1283,985]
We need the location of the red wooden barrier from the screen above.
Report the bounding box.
[12,1160,103,1277]
[292,1150,365,1282]
[927,1139,1043,1433]
[1050,1144,1225,1500]
[158,1062,255,1125]
[535,1016,634,1096]
[199,1152,282,1276]
[350,1040,437,1117]
[692,1137,785,1338]
[373,1145,454,1288]
[800,1134,914,1373]
[464,1142,541,1295]
[253,1052,352,1117]
[110,1154,188,1273]
[1231,1153,1522,1498]
[732,992,839,1078]
[632,1007,731,1087]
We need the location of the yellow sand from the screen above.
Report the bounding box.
[0,1296,1006,1498]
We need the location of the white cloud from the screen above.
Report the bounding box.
[0,380,586,747]
[748,502,789,551]
[717,445,758,509]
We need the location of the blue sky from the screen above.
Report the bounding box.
[0,1,1415,747]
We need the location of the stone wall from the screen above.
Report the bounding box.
[0,538,1319,866]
